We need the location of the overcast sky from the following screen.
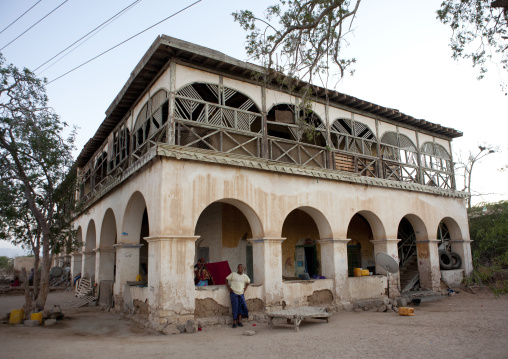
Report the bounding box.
[1,0,507,254]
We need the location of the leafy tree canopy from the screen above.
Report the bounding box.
[233,0,362,88]
[437,0,508,93]
[0,53,77,309]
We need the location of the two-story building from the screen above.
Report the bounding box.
[70,35,472,327]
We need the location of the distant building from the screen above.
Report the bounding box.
[70,36,472,327]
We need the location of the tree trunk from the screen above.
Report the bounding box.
[37,232,52,310]
[21,267,33,317]
[33,244,40,301]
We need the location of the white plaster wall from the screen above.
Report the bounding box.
[131,92,151,128]
[282,279,334,308]
[194,203,222,263]
[175,64,220,92]
[311,102,327,126]
[378,122,398,140]
[150,69,171,97]
[398,127,417,145]
[265,89,297,110]
[434,137,452,155]
[328,106,352,122]
[155,157,469,242]
[194,284,264,308]
[418,132,434,148]
[222,77,262,111]
[348,275,386,301]
[354,114,377,135]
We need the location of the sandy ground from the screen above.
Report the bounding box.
[0,289,507,359]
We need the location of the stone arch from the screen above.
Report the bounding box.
[83,220,97,279]
[438,216,463,241]
[121,191,149,244]
[402,213,429,241]
[75,226,83,251]
[280,206,330,278]
[194,198,264,239]
[85,220,96,251]
[194,198,262,282]
[98,208,117,282]
[346,212,377,276]
[355,210,386,241]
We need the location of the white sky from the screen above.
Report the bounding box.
[0,0,507,253]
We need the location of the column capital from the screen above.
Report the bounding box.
[317,238,351,244]
[144,235,200,243]
[248,237,285,244]
[415,239,441,244]
[94,247,115,253]
[113,243,144,249]
[371,238,401,244]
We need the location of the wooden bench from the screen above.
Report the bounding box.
[266,306,331,332]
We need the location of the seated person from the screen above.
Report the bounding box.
[194,258,214,286]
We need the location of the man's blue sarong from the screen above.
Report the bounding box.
[230,292,248,320]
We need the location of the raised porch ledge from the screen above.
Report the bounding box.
[157,144,468,198]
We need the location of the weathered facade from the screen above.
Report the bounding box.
[70,35,472,327]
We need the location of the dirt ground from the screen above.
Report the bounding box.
[0,289,507,359]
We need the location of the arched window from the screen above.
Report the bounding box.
[380,132,419,183]
[380,132,418,165]
[92,152,108,188]
[267,104,327,146]
[113,127,130,167]
[133,89,169,149]
[175,83,261,133]
[420,142,453,188]
[330,118,377,156]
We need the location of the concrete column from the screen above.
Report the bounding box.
[416,239,441,292]
[81,250,96,281]
[248,237,285,310]
[145,235,199,326]
[317,238,350,303]
[450,239,473,276]
[113,243,143,295]
[95,247,116,283]
[371,238,400,297]
[71,252,82,280]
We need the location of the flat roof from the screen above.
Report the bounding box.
[76,35,462,167]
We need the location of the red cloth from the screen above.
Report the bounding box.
[205,261,232,285]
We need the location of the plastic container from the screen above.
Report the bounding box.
[354,268,362,277]
[398,307,415,316]
[136,275,142,281]
[361,269,370,276]
[9,309,24,324]
[31,312,43,324]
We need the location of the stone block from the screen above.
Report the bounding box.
[162,324,180,335]
[44,319,57,326]
[24,320,39,327]
[378,305,387,312]
[185,320,198,333]
[243,330,256,336]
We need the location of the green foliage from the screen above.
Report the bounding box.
[468,200,508,264]
[0,256,12,269]
[465,201,508,293]
[437,0,508,93]
[232,0,362,87]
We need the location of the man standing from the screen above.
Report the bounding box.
[226,264,250,328]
